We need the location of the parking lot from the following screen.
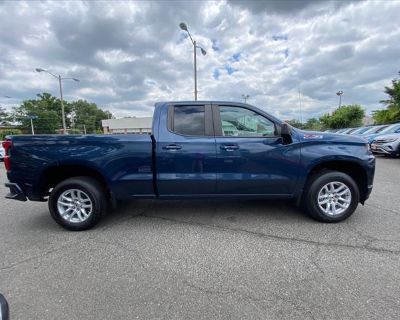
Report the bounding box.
[0,157,399,319]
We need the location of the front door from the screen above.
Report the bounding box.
[156,104,217,196]
[213,104,299,195]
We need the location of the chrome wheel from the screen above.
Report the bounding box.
[317,181,351,216]
[57,189,93,223]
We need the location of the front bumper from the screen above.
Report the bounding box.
[370,142,400,156]
[5,182,27,201]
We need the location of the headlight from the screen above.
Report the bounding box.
[380,137,399,143]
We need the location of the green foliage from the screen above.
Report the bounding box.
[304,117,323,131]
[373,73,400,124]
[0,129,22,140]
[286,119,305,129]
[0,106,9,125]
[10,93,112,134]
[68,128,82,135]
[11,93,62,134]
[319,104,365,129]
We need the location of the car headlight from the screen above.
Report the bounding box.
[380,137,399,143]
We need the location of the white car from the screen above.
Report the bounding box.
[0,143,5,161]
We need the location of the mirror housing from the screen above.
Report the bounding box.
[0,294,9,320]
[280,123,292,144]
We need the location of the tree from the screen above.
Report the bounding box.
[286,119,304,129]
[70,100,111,133]
[373,72,400,124]
[11,93,64,134]
[304,117,323,131]
[10,93,112,134]
[0,106,10,125]
[319,104,365,129]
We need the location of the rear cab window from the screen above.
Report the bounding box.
[168,105,213,136]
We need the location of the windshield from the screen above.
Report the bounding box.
[379,124,400,134]
[351,127,369,134]
[363,125,388,134]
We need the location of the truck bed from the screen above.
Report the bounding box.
[7,134,154,201]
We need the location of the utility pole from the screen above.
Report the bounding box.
[83,124,87,134]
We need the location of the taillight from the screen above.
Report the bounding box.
[2,140,12,172]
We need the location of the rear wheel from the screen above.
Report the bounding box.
[49,177,107,231]
[302,170,360,222]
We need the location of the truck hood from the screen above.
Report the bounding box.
[295,129,368,144]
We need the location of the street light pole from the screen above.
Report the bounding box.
[35,68,79,134]
[241,94,250,103]
[58,75,67,133]
[30,117,35,135]
[193,40,197,101]
[179,22,206,101]
[336,90,343,108]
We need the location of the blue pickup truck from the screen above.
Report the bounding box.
[3,101,375,230]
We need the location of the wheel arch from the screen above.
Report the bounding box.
[40,163,110,199]
[302,160,368,204]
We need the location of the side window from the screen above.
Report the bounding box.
[172,105,205,136]
[219,106,276,137]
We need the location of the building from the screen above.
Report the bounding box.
[101,117,153,134]
[362,116,374,126]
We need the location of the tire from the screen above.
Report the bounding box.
[48,177,107,231]
[302,170,360,223]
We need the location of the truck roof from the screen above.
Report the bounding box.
[154,101,283,124]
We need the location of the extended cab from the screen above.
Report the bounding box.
[3,101,375,230]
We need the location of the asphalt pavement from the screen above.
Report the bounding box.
[0,157,399,319]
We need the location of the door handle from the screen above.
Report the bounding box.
[163,144,182,150]
[220,145,239,151]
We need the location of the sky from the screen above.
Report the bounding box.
[0,0,399,121]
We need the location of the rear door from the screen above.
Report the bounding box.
[156,103,217,196]
[213,104,299,195]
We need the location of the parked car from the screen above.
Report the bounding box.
[370,133,400,157]
[0,143,4,162]
[360,124,389,136]
[3,101,375,230]
[364,123,400,143]
[335,128,348,134]
[343,128,359,134]
[350,127,372,135]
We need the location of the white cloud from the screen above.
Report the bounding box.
[0,0,399,121]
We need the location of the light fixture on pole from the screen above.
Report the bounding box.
[241,94,250,103]
[35,68,80,134]
[179,22,206,101]
[336,90,343,108]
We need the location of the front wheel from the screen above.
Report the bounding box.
[49,177,107,231]
[302,171,360,222]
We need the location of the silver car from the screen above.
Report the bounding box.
[370,133,400,157]
[0,144,4,161]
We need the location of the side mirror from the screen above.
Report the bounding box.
[0,294,9,320]
[280,123,292,144]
